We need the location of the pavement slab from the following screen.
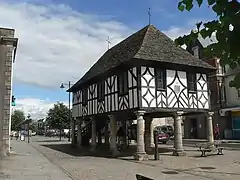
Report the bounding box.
[0,140,73,180]
[30,136,240,180]
[2,136,240,180]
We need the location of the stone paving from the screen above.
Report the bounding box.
[2,136,240,180]
[31,136,240,180]
[0,140,73,180]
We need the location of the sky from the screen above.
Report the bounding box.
[0,0,216,119]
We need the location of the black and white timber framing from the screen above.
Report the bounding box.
[69,25,215,118]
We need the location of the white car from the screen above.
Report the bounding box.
[31,132,36,136]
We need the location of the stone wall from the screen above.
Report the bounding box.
[0,28,15,157]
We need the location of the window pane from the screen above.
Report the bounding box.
[188,73,196,91]
[97,82,104,100]
[156,69,166,89]
[118,71,128,94]
[82,89,88,104]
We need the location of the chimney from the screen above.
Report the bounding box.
[192,46,199,59]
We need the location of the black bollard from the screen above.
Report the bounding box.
[154,131,159,160]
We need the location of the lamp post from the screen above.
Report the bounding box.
[27,114,31,143]
[60,81,73,142]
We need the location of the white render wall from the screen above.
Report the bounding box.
[140,67,209,109]
[225,75,240,107]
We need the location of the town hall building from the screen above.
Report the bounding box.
[68,24,216,161]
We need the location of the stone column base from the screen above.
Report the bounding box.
[90,146,96,152]
[109,149,119,157]
[172,150,186,156]
[134,153,148,161]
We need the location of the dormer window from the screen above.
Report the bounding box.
[155,69,166,90]
[187,73,196,92]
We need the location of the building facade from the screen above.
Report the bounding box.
[220,66,240,139]
[0,28,18,157]
[69,25,215,160]
[184,40,227,139]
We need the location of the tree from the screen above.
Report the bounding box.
[45,102,70,140]
[30,121,38,132]
[11,110,25,131]
[175,0,240,88]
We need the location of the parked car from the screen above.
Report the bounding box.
[154,125,174,137]
[161,125,174,137]
[156,131,170,144]
[154,127,170,144]
[31,132,36,136]
[45,129,57,137]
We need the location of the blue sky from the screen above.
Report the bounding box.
[0,0,216,118]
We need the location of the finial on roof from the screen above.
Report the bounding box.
[148,8,151,25]
[106,36,111,50]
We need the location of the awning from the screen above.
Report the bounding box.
[219,107,240,116]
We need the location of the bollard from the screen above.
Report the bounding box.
[154,131,159,160]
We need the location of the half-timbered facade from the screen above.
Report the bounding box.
[69,24,215,160]
[72,66,210,118]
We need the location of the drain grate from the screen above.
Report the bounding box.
[162,171,179,175]
[199,166,216,170]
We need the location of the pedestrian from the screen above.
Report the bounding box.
[10,131,13,140]
[214,124,220,140]
[15,131,19,140]
[116,126,125,149]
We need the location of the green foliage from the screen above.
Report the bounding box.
[30,121,38,132]
[11,110,25,131]
[45,102,70,130]
[175,0,240,88]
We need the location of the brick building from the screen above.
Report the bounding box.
[0,28,18,157]
[184,39,227,139]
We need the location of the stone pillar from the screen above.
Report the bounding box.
[145,117,154,153]
[91,117,97,151]
[77,119,82,148]
[134,111,148,161]
[206,112,214,147]
[108,115,118,156]
[0,29,17,157]
[104,119,109,146]
[97,130,102,145]
[71,118,76,146]
[172,111,186,156]
[150,119,154,147]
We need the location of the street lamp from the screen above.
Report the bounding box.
[27,114,31,143]
[60,81,73,142]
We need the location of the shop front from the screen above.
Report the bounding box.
[220,107,240,139]
[232,111,240,139]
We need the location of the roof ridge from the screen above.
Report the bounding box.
[134,25,152,56]
[69,24,215,91]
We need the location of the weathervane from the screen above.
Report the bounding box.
[106,36,111,50]
[148,8,151,25]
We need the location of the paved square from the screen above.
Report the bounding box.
[2,137,240,180]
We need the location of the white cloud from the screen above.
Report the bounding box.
[163,24,217,48]
[1,1,217,118]
[0,1,131,88]
[12,98,69,120]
